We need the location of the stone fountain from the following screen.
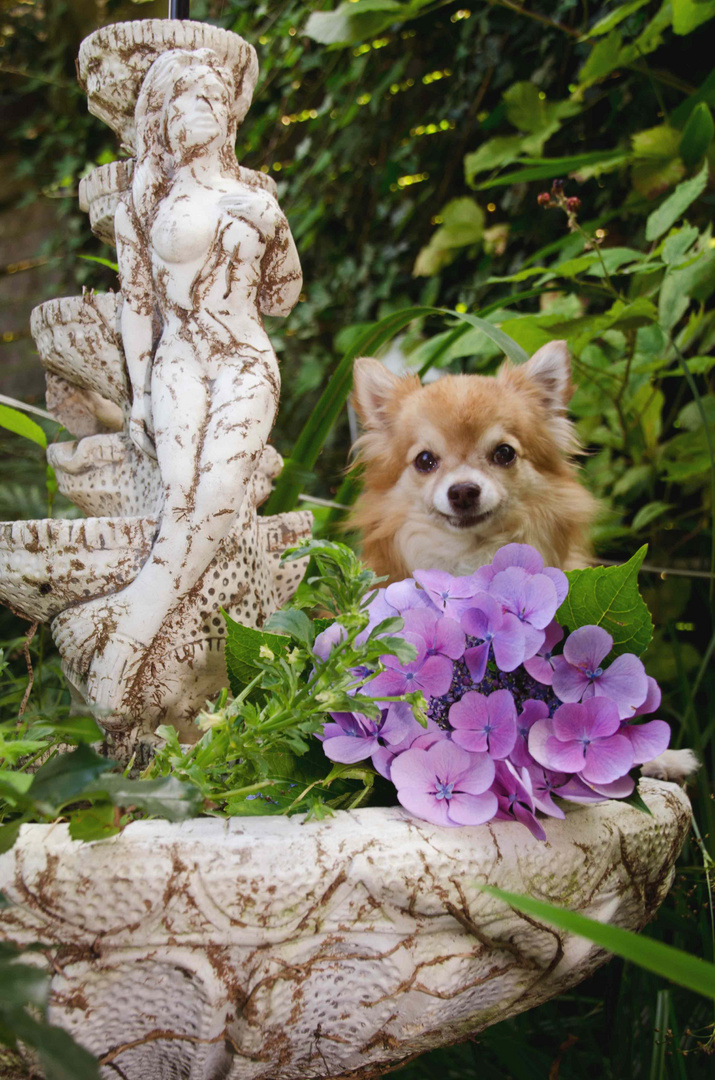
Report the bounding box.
[0,17,693,1080]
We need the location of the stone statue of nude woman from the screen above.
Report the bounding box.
[52,44,302,717]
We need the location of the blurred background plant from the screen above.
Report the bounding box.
[0,0,714,1076]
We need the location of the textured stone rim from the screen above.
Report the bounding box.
[0,781,692,1079]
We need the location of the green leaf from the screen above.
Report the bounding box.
[413,198,485,276]
[577,30,623,88]
[0,961,48,1009]
[631,125,685,200]
[9,1007,102,1080]
[631,501,671,531]
[27,716,104,745]
[86,775,204,821]
[584,0,651,37]
[478,885,715,1001]
[265,608,314,646]
[557,546,653,656]
[448,310,529,365]
[672,0,715,36]
[27,745,116,815]
[223,613,288,695]
[68,802,121,842]
[304,0,431,47]
[0,821,23,855]
[645,161,709,241]
[503,82,577,137]
[78,253,118,272]
[679,103,714,169]
[464,135,526,184]
[0,404,46,449]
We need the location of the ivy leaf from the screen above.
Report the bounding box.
[557,547,653,657]
[27,745,116,815]
[223,613,289,695]
[645,161,709,241]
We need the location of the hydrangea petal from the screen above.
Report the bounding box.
[447,790,499,826]
[492,614,526,671]
[543,734,587,773]
[551,654,591,702]
[464,642,490,682]
[581,734,634,784]
[323,735,376,763]
[622,719,670,764]
[492,543,544,574]
[595,653,648,713]
[562,624,612,670]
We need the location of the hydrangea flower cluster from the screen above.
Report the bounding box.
[315,544,670,839]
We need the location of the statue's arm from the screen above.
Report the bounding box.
[258,210,303,318]
[116,199,156,458]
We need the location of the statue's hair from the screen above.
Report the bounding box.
[131,46,257,230]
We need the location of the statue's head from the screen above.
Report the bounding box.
[135,46,258,166]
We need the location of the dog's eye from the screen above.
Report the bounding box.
[414,450,439,473]
[492,444,516,466]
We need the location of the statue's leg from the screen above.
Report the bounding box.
[52,349,278,715]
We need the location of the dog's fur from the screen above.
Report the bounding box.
[349,341,596,582]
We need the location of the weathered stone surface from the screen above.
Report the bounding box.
[0,21,309,738]
[0,780,691,1079]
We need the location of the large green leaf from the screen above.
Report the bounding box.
[27,746,116,815]
[645,161,709,241]
[480,885,715,1002]
[86,775,204,822]
[0,404,46,449]
[9,1007,102,1080]
[672,0,715,35]
[557,546,653,656]
[304,0,432,47]
[584,0,651,37]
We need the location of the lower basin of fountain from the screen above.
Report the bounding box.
[0,778,690,1080]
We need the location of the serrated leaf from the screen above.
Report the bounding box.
[27,745,116,815]
[223,612,289,695]
[86,775,204,821]
[557,547,653,656]
[645,161,708,241]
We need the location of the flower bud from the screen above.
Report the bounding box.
[537,192,551,207]
[551,178,565,194]
[567,196,581,212]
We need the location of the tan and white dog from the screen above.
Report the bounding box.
[349,340,595,582]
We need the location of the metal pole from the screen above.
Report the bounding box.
[169,0,190,17]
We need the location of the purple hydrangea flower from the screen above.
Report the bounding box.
[523,620,564,685]
[449,689,517,760]
[403,608,466,660]
[369,634,453,698]
[551,625,648,718]
[487,567,558,657]
[385,578,433,613]
[460,594,525,682]
[618,676,670,765]
[390,740,497,827]
[492,761,546,841]
[510,699,550,768]
[321,703,420,769]
[473,544,568,605]
[412,569,480,619]
[522,763,568,818]
[313,621,347,661]
[370,702,428,779]
[528,697,634,784]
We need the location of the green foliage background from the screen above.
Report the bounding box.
[0,0,714,1077]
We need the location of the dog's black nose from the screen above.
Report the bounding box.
[448,483,481,511]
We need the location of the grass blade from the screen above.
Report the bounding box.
[479,885,715,1001]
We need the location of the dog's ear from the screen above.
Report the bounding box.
[498,340,576,452]
[352,357,412,429]
[520,340,573,412]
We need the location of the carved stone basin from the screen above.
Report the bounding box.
[0,780,690,1079]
